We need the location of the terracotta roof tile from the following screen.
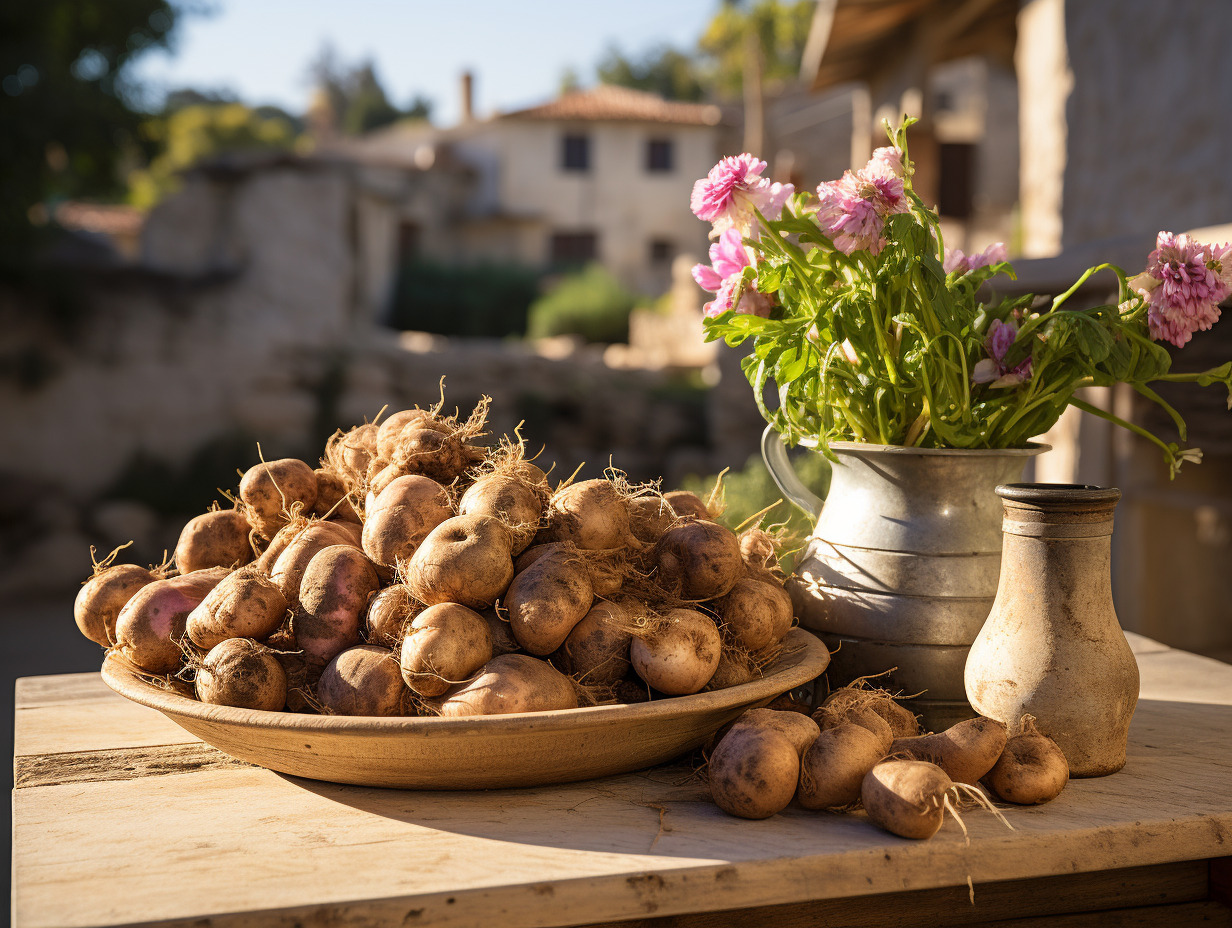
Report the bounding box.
[501,85,721,126]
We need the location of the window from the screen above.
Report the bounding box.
[646,138,673,173]
[649,238,674,264]
[561,134,590,172]
[938,142,976,219]
[550,231,598,267]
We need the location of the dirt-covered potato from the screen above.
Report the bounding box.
[239,458,319,539]
[459,473,546,555]
[554,600,634,687]
[715,577,793,651]
[505,543,594,655]
[654,520,744,600]
[196,638,287,711]
[365,584,415,648]
[74,563,158,648]
[629,608,721,695]
[399,602,494,697]
[890,716,1008,786]
[405,514,515,609]
[312,467,360,522]
[541,478,633,550]
[186,565,288,650]
[437,653,578,717]
[317,644,407,716]
[361,474,453,573]
[709,725,799,819]
[270,520,362,604]
[174,508,253,574]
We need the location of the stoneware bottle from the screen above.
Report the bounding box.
[965,483,1139,777]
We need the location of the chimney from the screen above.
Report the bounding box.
[460,71,474,123]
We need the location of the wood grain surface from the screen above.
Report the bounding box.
[11,633,1232,928]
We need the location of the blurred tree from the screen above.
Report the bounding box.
[559,66,582,95]
[0,0,192,273]
[597,44,706,101]
[127,103,299,208]
[698,0,815,99]
[308,45,432,137]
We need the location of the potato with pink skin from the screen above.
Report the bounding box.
[715,577,793,651]
[75,563,158,647]
[505,545,594,655]
[196,638,287,711]
[365,584,416,648]
[629,608,721,695]
[186,565,289,650]
[399,603,494,697]
[294,545,381,665]
[317,645,407,716]
[114,567,231,673]
[437,654,578,717]
[405,514,515,609]
[174,509,253,574]
[654,520,744,600]
[361,474,453,573]
[709,725,799,819]
[239,458,319,539]
[270,520,361,603]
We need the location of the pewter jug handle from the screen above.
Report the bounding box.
[760,425,825,520]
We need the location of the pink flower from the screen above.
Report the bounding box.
[690,153,794,235]
[973,318,1032,388]
[944,242,1008,275]
[813,147,909,255]
[1138,231,1231,347]
[691,227,772,318]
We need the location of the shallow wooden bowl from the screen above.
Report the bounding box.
[101,628,829,789]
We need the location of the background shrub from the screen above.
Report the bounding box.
[386,260,540,338]
[526,264,637,343]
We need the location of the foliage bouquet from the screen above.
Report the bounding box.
[690,119,1232,476]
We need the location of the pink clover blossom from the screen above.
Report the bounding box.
[1138,232,1231,348]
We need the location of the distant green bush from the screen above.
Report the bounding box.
[527,264,638,343]
[387,260,540,338]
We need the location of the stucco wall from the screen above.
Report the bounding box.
[459,120,716,293]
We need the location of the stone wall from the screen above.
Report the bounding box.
[0,161,763,597]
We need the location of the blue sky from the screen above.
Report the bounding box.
[133,0,718,123]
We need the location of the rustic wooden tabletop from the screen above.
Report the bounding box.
[11,633,1232,928]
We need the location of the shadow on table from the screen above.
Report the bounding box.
[279,697,1232,861]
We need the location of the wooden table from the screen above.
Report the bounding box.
[12,633,1232,928]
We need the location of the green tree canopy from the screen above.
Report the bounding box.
[595,0,815,102]
[698,0,815,98]
[309,46,432,137]
[0,0,187,269]
[596,44,706,101]
[127,102,300,208]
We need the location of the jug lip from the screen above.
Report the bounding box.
[997,482,1122,504]
[797,439,1050,457]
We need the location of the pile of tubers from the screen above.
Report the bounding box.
[73,392,801,718]
[709,687,1071,840]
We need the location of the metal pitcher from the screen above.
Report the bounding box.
[762,426,1046,730]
